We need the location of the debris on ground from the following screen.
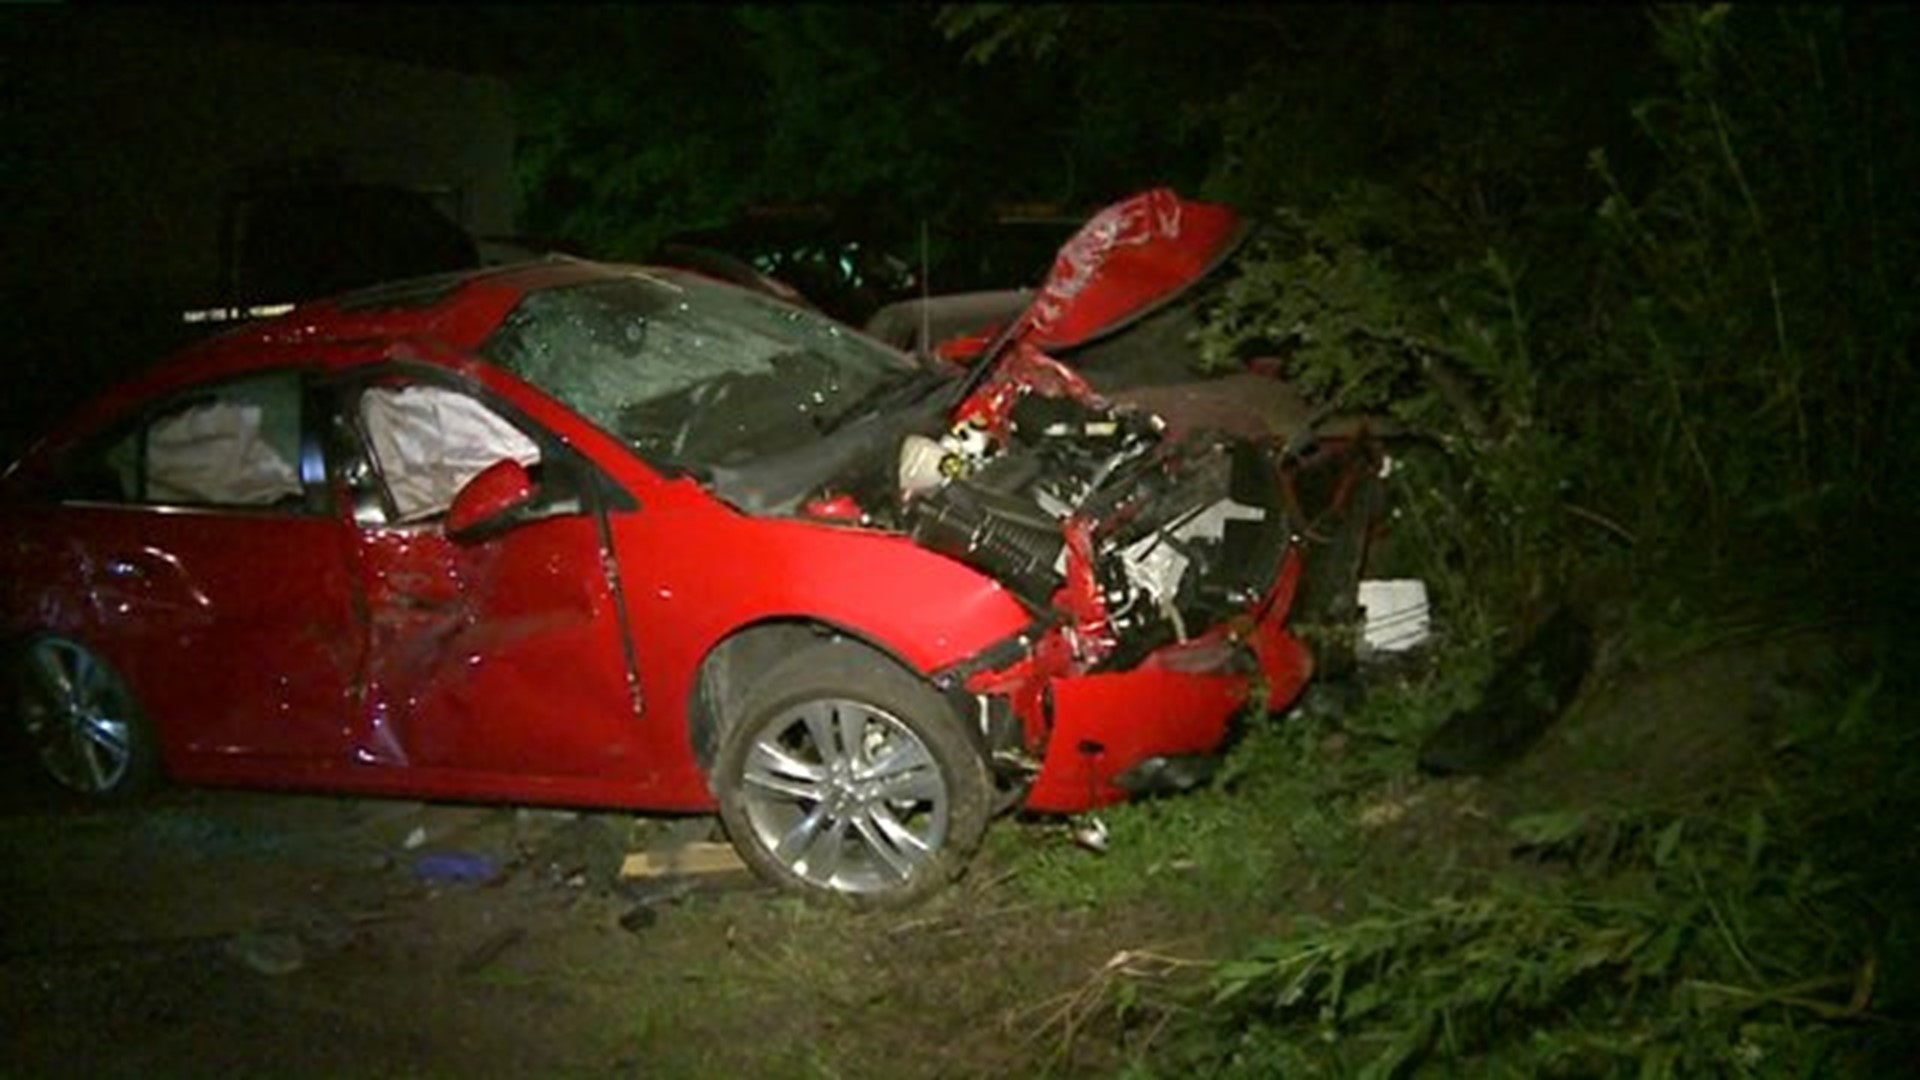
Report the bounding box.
[610,820,760,926]
[617,906,661,934]
[1071,815,1110,854]
[1419,607,1596,776]
[223,930,305,977]
[456,925,526,975]
[412,851,501,885]
[618,841,745,880]
[1357,578,1432,656]
[537,815,631,892]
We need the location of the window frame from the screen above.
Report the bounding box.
[319,361,633,533]
[48,368,334,518]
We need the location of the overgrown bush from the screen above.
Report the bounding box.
[1187,3,1917,638]
[1095,6,1920,1075]
[1191,188,1579,647]
[1121,643,1917,1079]
[1588,6,1920,564]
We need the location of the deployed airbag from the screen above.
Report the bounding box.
[145,401,302,507]
[361,386,541,522]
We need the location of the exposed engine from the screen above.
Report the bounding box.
[897,391,1289,669]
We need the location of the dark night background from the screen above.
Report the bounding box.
[3,4,1917,1075]
[2,4,1663,455]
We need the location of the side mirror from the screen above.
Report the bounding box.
[446,459,536,543]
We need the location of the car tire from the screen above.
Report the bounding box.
[9,634,160,801]
[713,640,990,906]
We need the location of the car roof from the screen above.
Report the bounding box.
[21,259,680,469]
[151,257,683,390]
[211,256,614,355]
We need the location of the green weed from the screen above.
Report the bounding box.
[1113,646,1917,1078]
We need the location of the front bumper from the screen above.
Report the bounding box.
[1113,752,1220,796]
[1019,554,1313,813]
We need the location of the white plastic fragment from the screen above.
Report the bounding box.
[1358,579,1431,655]
[1071,815,1110,854]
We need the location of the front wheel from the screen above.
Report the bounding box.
[10,635,160,801]
[713,642,990,906]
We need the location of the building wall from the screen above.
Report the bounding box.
[4,11,518,309]
[0,9,520,455]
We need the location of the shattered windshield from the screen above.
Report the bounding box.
[480,269,924,469]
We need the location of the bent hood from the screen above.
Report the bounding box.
[1012,188,1249,353]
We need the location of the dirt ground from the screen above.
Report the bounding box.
[0,758,1218,1079]
[0,632,1832,1078]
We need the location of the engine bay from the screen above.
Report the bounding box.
[899,391,1288,667]
[777,352,1293,671]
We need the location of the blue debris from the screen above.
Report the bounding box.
[412,850,499,884]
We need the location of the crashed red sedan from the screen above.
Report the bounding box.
[1,253,1313,903]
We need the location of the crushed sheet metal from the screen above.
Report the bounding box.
[1016,188,1247,352]
[1024,665,1248,812]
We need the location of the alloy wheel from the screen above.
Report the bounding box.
[17,638,137,795]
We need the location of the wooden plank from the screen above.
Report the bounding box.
[619,841,746,879]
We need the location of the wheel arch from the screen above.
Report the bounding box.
[687,617,960,779]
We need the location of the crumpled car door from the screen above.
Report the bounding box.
[335,376,644,782]
[19,370,362,763]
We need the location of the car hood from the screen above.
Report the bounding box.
[1014,188,1249,352]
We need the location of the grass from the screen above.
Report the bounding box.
[980,608,1919,1077]
[1003,648,1490,917]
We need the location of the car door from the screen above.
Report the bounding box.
[327,366,645,781]
[25,368,364,763]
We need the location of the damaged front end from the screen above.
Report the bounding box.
[811,188,1313,813]
[778,341,1311,813]
[903,347,1312,810]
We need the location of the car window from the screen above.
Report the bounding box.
[356,383,542,523]
[481,271,921,469]
[60,372,311,511]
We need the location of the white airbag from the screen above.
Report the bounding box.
[146,401,302,507]
[361,386,541,522]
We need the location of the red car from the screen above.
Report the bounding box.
[1,253,1314,904]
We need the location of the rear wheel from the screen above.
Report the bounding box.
[10,635,159,801]
[713,641,990,906]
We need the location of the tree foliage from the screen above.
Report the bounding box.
[1590,5,1920,555]
[513,7,766,258]
[515,5,1076,264]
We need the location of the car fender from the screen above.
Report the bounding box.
[603,505,1036,807]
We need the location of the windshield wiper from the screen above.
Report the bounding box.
[946,312,1028,411]
[825,366,954,432]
